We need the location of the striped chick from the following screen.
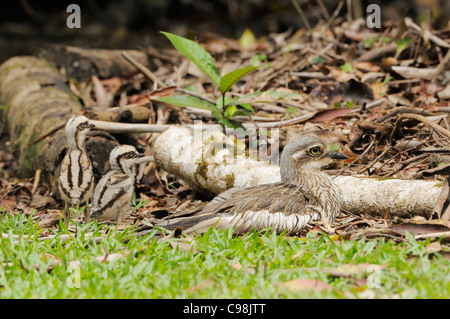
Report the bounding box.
[57,115,95,225]
[90,145,152,223]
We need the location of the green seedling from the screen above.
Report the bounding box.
[156,31,258,132]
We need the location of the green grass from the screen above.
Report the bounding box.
[1,210,449,298]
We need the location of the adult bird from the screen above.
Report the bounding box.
[159,133,348,235]
[90,145,153,223]
[57,115,95,226]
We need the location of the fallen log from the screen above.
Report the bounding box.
[153,126,443,218]
[36,45,155,81]
[0,56,118,181]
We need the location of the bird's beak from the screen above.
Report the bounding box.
[133,155,154,164]
[325,151,348,160]
[89,123,95,129]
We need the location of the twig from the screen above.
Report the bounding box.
[357,146,392,174]
[404,17,450,49]
[121,51,168,88]
[373,136,447,176]
[382,154,430,178]
[390,114,450,143]
[325,0,345,30]
[290,71,333,80]
[316,0,330,20]
[356,43,397,62]
[335,138,374,177]
[415,231,450,241]
[346,0,352,23]
[31,169,41,195]
[290,0,311,33]
[139,45,178,65]
[432,46,450,81]
[90,114,313,134]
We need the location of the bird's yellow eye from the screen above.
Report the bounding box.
[309,146,321,156]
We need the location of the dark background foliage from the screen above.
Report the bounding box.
[0,0,448,63]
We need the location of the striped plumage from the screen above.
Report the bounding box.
[159,134,348,236]
[57,115,95,225]
[90,145,150,223]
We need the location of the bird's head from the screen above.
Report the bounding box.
[109,145,145,173]
[65,115,95,138]
[65,115,95,149]
[280,134,348,182]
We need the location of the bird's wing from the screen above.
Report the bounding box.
[201,182,314,216]
[91,172,134,219]
[159,183,320,235]
[160,187,245,221]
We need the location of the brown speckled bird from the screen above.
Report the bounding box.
[159,133,348,235]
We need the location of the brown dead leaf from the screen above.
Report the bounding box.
[230,263,243,271]
[370,82,388,99]
[37,215,60,229]
[355,62,381,72]
[326,263,372,277]
[31,195,57,209]
[170,241,198,254]
[390,222,450,237]
[281,278,332,293]
[425,241,442,254]
[309,108,352,123]
[326,66,356,82]
[188,279,214,292]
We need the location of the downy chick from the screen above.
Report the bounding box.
[90,145,153,223]
[57,115,95,226]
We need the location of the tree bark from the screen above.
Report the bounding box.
[0,56,118,180]
[153,126,443,218]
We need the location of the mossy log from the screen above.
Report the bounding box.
[154,126,443,218]
[0,56,119,181]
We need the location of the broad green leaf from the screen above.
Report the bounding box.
[218,119,246,131]
[239,103,255,112]
[161,31,221,86]
[224,105,238,118]
[224,106,251,118]
[219,66,258,94]
[154,95,215,110]
[231,110,252,117]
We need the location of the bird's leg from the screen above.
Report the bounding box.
[84,199,90,223]
[63,201,70,227]
[305,205,335,234]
